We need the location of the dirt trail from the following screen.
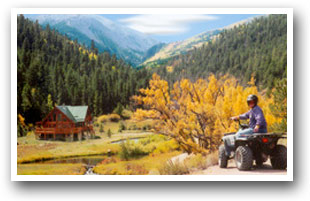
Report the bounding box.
[191,159,287,175]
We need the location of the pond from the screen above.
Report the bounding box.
[39,156,107,166]
[110,137,144,144]
[38,155,108,175]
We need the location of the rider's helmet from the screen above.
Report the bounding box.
[247,94,258,106]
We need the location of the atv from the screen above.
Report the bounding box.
[218,119,287,171]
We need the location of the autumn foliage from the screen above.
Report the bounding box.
[132,73,284,154]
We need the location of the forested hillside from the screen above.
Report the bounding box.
[151,14,287,90]
[17,15,151,124]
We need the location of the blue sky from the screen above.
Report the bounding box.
[102,14,263,43]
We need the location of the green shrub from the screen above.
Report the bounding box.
[99,124,104,133]
[122,109,133,120]
[113,103,124,117]
[152,139,180,154]
[97,115,109,123]
[110,114,121,122]
[107,129,112,138]
[118,140,148,160]
[119,121,126,132]
[119,142,130,160]
[142,124,152,131]
[98,114,121,123]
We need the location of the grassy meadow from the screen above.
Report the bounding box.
[18,113,153,163]
[17,114,185,175]
[17,163,86,175]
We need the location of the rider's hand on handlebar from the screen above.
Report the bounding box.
[230,116,239,121]
[254,125,259,132]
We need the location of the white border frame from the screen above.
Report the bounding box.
[11,8,293,181]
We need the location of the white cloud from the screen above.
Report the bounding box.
[119,14,218,35]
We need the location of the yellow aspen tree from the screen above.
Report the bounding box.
[133,73,284,154]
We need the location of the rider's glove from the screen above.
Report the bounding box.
[254,125,260,132]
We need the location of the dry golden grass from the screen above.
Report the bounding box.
[158,152,218,175]
[17,163,86,175]
[184,152,218,170]
[158,159,190,175]
[93,151,181,175]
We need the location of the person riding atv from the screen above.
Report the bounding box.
[224,94,267,157]
[231,94,267,134]
[220,94,287,170]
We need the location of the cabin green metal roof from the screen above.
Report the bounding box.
[56,105,88,123]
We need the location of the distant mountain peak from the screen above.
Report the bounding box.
[25,14,159,66]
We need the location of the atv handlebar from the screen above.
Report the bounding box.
[230,117,241,124]
[231,118,249,129]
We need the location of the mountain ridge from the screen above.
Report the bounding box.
[150,14,287,90]
[140,15,260,68]
[140,29,222,67]
[25,14,159,66]
[25,14,265,68]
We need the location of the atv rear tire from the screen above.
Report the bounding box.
[235,146,253,170]
[270,145,287,169]
[255,152,264,167]
[219,144,228,168]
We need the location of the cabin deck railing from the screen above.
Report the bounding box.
[35,126,93,134]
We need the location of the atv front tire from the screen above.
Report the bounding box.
[270,145,287,169]
[219,144,228,168]
[235,146,253,170]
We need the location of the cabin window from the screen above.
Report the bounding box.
[57,114,62,121]
[75,122,83,127]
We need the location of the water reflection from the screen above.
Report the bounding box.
[40,156,107,166]
[110,137,143,144]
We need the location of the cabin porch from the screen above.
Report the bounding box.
[35,126,95,141]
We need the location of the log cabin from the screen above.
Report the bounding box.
[35,105,95,141]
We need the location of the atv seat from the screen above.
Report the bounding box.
[237,132,287,138]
